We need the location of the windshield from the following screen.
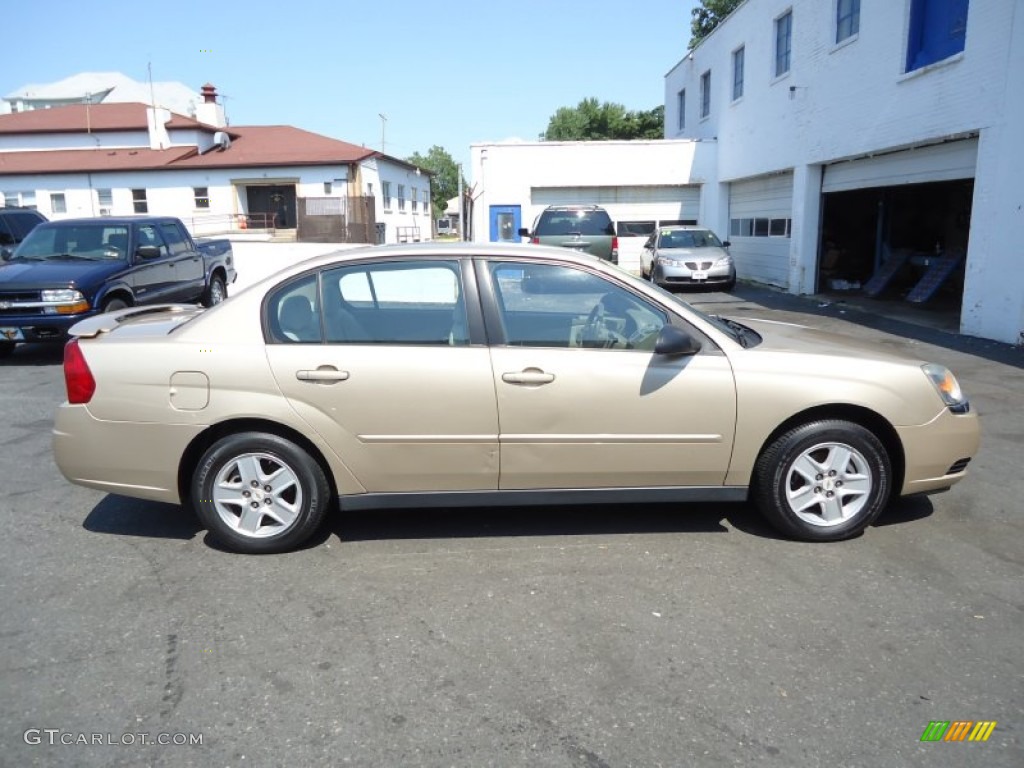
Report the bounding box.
[657,229,723,249]
[14,225,129,261]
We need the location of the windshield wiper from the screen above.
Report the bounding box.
[712,315,758,348]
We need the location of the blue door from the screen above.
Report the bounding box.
[489,205,521,243]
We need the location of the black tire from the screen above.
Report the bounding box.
[753,420,891,542]
[0,341,15,359]
[103,297,129,312]
[192,432,330,554]
[202,273,227,307]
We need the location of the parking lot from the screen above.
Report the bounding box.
[2,245,1022,767]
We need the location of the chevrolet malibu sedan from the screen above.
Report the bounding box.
[54,243,979,554]
[642,226,736,290]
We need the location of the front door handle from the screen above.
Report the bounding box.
[502,369,555,385]
[296,369,350,383]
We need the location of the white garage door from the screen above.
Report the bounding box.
[822,138,978,193]
[529,186,701,272]
[728,172,794,288]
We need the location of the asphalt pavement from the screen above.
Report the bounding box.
[1,261,1022,767]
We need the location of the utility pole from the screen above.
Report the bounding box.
[378,113,387,154]
[457,163,464,242]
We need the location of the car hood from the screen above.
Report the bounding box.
[737,317,925,364]
[657,247,729,259]
[0,258,126,290]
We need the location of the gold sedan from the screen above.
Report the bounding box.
[53,243,980,553]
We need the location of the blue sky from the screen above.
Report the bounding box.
[5,0,699,167]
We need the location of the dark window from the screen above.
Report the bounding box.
[323,261,467,346]
[677,89,686,130]
[193,187,210,209]
[659,219,698,227]
[267,274,322,344]
[837,0,860,43]
[132,188,148,214]
[907,0,969,72]
[732,46,745,100]
[488,262,666,350]
[535,209,613,236]
[136,224,168,257]
[769,218,789,237]
[159,221,191,254]
[753,218,771,236]
[700,71,712,118]
[617,220,657,237]
[1,211,46,242]
[775,11,793,77]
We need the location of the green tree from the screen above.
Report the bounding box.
[690,0,744,48]
[542,99,665,141]
[406,145,465,217]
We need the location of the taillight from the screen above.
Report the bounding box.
[611,236,619,262]
[63,339,96,404]
[531,237,540,244]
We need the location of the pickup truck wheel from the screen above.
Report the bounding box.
[202,275,226,307]
[103,298,128,312]
[192,432,330,554]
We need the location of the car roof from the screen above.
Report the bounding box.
[659,225,712,232]
[35,216,180,227]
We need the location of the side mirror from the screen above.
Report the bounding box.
[517,228,530,238]
[722,240,731,247]
[0,247,12,261]
[654,324,702,356]
[136,245,162,260]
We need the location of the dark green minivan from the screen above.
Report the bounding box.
[519,205,618,264]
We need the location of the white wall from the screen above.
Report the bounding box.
[362,158,432,243]
[663,0,1024,344]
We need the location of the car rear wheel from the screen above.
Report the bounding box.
[754,420,891,541]
[192,432,330,554]
[202,274,227,307]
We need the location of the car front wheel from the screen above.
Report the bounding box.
[192,432,330,553]
[754,420,891,541]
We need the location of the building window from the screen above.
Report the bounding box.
[775,10,793,77]
[422,189,429,214]
[732,46,745,101]
[367,182,374,197]
[677,89,686,130]
[836,0,860,43]
[397,184,406,212]
[4,190,36,209]
[132,188,148,214]
[906,0,969,72]
[50,193,67,214]
[700,71,711,119]
[193,186,210,209]
[323,181,332,195]
[411,187,418,213]
[381,181,391,210]
[730,218,792,238]
[97,188,113,208]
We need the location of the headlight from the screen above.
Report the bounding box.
[712,256,733,267]
[923,364,969,411]
[42,289,84,303]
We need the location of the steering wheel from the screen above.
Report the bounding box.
[580,303,606,348]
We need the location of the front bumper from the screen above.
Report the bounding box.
[0,311,97,343]
[653,262,734,287]
[896,406,981,495]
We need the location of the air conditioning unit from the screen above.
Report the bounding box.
[99,208,111,216]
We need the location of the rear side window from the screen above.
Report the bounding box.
[159,221,191,254]
[535,209,614,236]
[266,274,322,343]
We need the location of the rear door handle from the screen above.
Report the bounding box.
[296,369,350,382]
[502,369,555,385]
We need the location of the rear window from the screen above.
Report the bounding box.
[535,209,613,236]
[2,211,45,242]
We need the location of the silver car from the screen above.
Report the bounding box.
[643,226,736,290]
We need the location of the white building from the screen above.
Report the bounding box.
[470,139,713,271]
[664,0,1023,345]
[3,72,200,118]
[0,84,431,245]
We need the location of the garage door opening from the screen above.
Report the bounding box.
[819,178,973,316]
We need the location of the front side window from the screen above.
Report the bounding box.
[132,188,148,214]
[836,0,860,43]
[487,262,666,350]
[775,11,793,77]
[700,71,711,118]
[323,260,467,345]
[732,46,745,100]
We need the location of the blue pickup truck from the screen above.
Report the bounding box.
[0,216,235,357]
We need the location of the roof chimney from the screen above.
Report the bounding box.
[195,83,226,127]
